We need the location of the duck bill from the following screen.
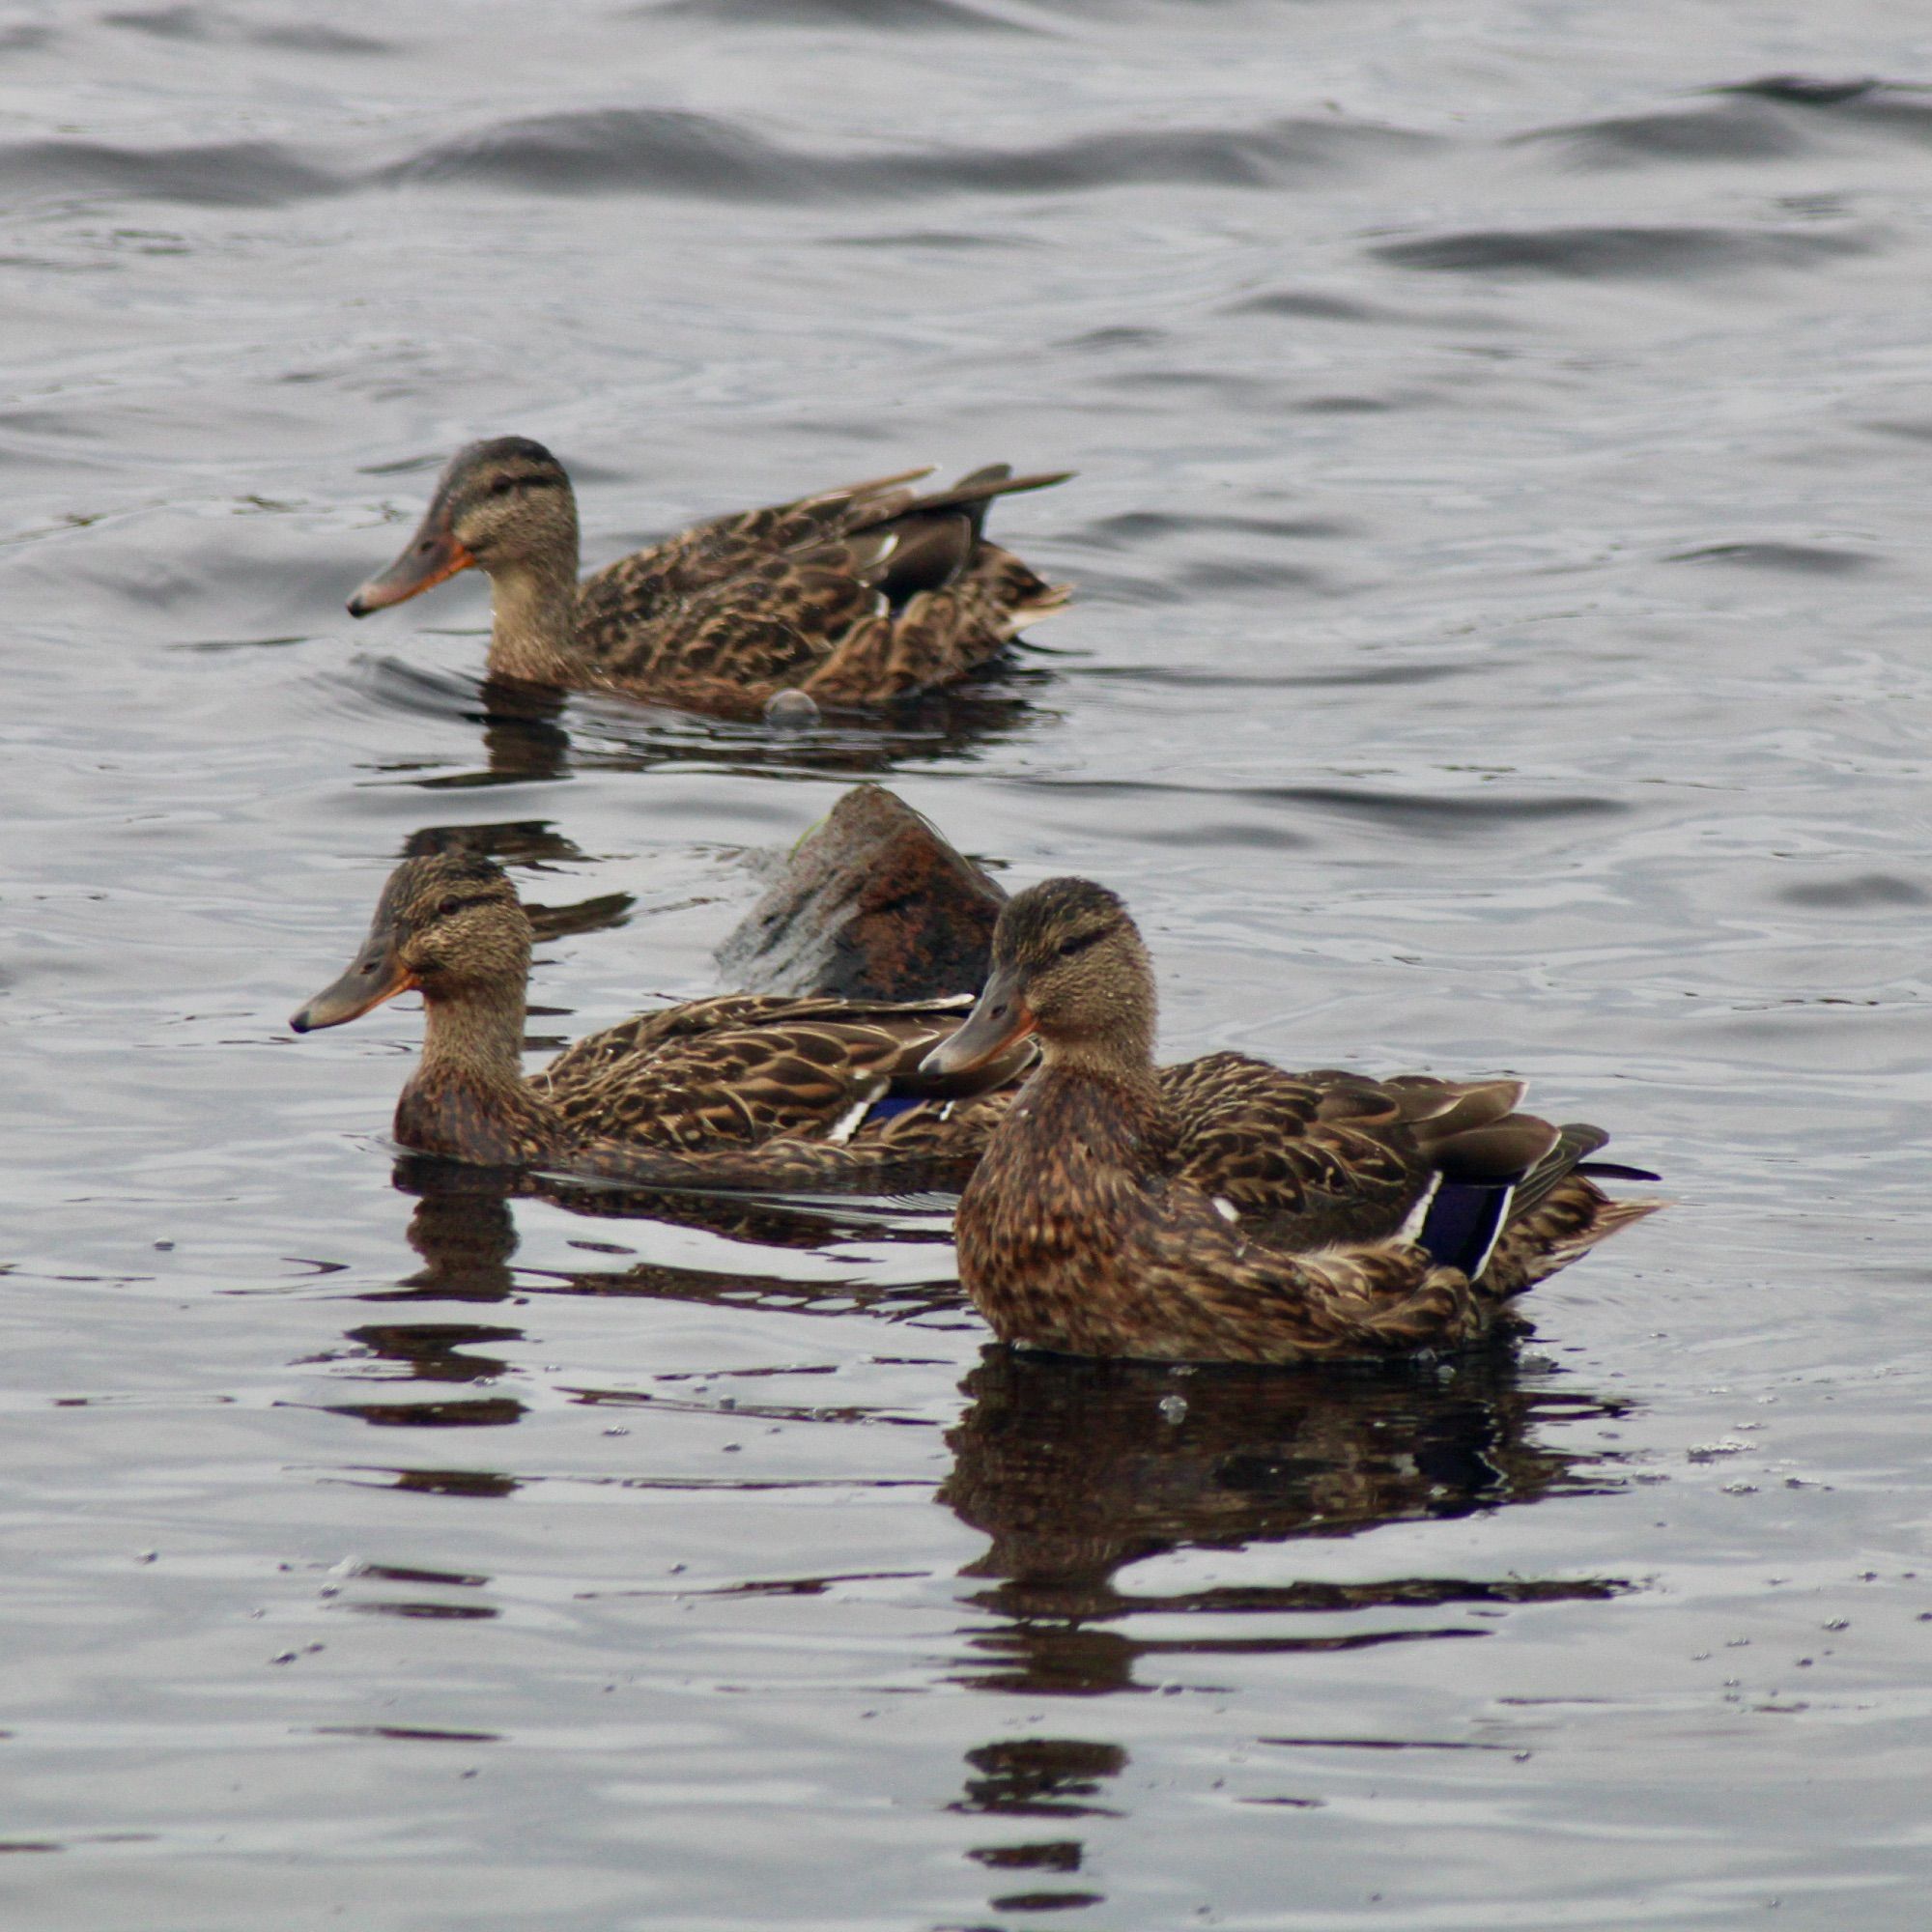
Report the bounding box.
[347,516,474,616]
[291,928,417,1033]
[921,963,1036,1078]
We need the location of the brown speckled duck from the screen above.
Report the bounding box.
[291,851,1031,1187]
[347,438,1070,718]
[923,878,1662,1364]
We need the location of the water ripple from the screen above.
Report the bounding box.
[106,4,391,50]
[383,108,1434,201]
[0,136,338,208]
[1024,777,1625,837]
[1665,541,1877,575]
[654,0,1034,31]
[1373,222,1869,280]
[1521,99,1809,167]
[1524,77,1932,169]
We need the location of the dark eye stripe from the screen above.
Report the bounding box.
[434,893,498,920]
[1057,927,1105,959]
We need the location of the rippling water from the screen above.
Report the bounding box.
[5,3,1932,1926]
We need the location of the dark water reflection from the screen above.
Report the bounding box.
[929,1350,1631,1908]
[362,656,1059,792]
[391,1151,964,1270]
[942,1347,1626,1695]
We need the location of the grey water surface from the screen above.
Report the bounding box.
[3,2,1930,1927]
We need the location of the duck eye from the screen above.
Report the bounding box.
[437,895,466,919]
[1056,928,1102,960]
[489,476,516,497]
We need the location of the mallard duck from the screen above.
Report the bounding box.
[347,439,1071,717]
[923,878,1662,1364]
[290,851,1031,1186]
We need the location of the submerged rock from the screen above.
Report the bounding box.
[717,784,1005,1002]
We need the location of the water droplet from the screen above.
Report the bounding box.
[764,688,820,728]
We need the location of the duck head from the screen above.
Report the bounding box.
[348,437,580,616]
[923,876,1155,1078]
[291,850,532,1033]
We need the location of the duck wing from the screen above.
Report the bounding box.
[583,468,932,603]
[800,541,1070,702]
[989,1160,1490,1364]
[1158,1056,1427,1242]
[534,992,1004,1151]
[570,467,1068,701]
[586,568,892,693]
[561,469,923,679]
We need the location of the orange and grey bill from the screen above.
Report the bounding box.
[347,525,474,616]
[922,963,1036,1079]
[290,936,416,1034]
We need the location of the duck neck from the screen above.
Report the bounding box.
[398,982,561,1162]
[485,549,581,685]
[420,981,529,1094]
[1024,1021,1165,1174]
[1037,1029,1159,1102]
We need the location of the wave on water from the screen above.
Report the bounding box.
[10,58,1931,230]
[1077,508,1351,549]
[1226,288,1393,324]
[1719,72,1932,110]
[1024,776,1626,838]
[104,4,391,52]
[1665,542,1878,576]
[382,107,1434,201]
[651,0,1033,32]
[1521,77,1932,169]
[0,72,1426,217]
[1520,99,1811,167]
[0,136,339,208]
[1775,870,1930,910]
[1372,222,1869,279]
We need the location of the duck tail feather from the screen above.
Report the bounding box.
[1574,1159,1662,1183]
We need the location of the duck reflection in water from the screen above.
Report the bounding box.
[374,1151,963,1309]
[939,1342,1629,1895]
[936,1343,1629,1892]
[386,661,1061,792]
[364,1167,1631,1589]
[369,655,1056,792]
[318,1152,965,1463]
[940,1343,1629,1688]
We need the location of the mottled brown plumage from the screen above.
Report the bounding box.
[923,878,1662,1364]
[291,852,1031,1188]
[348,438,1071,718]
